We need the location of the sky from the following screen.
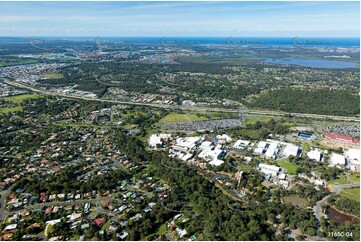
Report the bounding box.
[0,1,359,37]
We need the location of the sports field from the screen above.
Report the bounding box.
[2,93,42,103]
[158,112,206,124]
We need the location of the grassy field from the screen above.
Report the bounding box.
[0,59,39,67]
[2,93,42,103]
[0,106,23,113]
[303,142,311,153]
[329,173,360,185]
[278,160,298,175]
[283,195,309,208]
[340,187,360,202]
[41,73,64,79]
[158,112,206,124]
[157,223,167,235]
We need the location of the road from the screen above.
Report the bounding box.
[313,182,360,222]
[331,182,360,193]
[313,195,331,222]
[3,79,359,122]
[0,185,15,222]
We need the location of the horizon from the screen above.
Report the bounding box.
[0,1,359,37]
[1,36,360,38]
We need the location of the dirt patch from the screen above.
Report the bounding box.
[320,139,359,150]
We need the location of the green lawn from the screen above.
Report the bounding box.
[278,160,298,175]
[101,220,111,231]
[302,142,311,153]
[2,93,42,103]
[340,187,360,202]
[41,73,64,79]
[348,173,361,183]
[0,106,23,113]
[158,113,206,124]
[329,173,360,185]
[157,223,167,235]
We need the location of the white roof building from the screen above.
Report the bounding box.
[176,136,201,150]
[282,144,300,158]
[264,142,280,160]
[278,180,289,189]
[329,153,346,167]
[4,224,17,231]
[344,149,360,164]
[216,134,233,143]
[258,163,280,176]
[314,179,325,186]
[209,159,224,166]
[344,149,360,171]
[46,219,62,225]
[254,141,268,155]
[199,146,225,166]
[233,139,251,148]
[307,149,322,162]
[148,134,162,147]
[200,141,213,150]
[176,228,187,238]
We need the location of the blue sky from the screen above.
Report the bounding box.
[0,1,359,37]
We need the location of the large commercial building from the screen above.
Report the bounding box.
[324,134,360,144]
[307,149,323,162]
[282,144,300,158]
[258,163,281,176]
[329,153,346,167]
[344,149,361,171]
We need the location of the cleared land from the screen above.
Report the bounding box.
[340,187,360,202]
[158,113,206,124]
[283,195,309,208]
[2,93,42,103]
[278,160,298,175]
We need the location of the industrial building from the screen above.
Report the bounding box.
[233,139,251,149]
[264,142,280,160]
[344,149,361,171]
[324,134,360,144]
[329,153,346,167]
[258,163,281,176]
[282,144,300,158]
[307,149,323,162]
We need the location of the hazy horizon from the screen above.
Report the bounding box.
[0,1,359,37]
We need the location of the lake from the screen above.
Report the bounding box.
[262,58,359,69]
[327,207,358,224]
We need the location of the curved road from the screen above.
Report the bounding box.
[313,182,360,222]
[3,79,359,122]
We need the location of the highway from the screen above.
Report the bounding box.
[3,79,359,122]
